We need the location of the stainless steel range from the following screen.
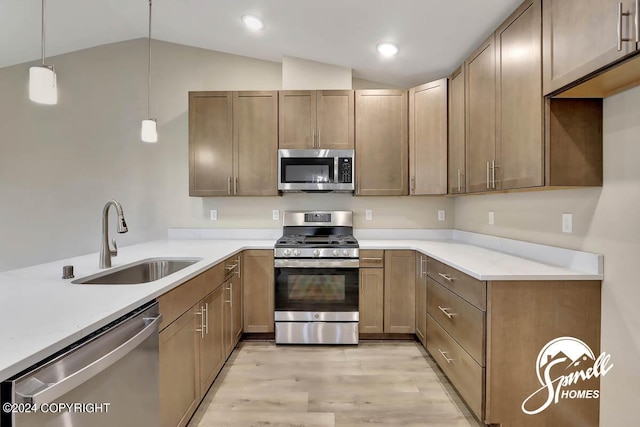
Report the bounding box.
[274,211,359,344]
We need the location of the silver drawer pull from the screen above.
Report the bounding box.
[438,306,456,319]
[361,257,383,261]
[225,264,238,270]
[438,272,454,282]
[438,349,454,364]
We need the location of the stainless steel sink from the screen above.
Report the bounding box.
[72,257,203,285]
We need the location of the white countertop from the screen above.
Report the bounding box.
[0,235,602,382]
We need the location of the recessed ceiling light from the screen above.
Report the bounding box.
[377,42,399,57]
[242,15,264,30]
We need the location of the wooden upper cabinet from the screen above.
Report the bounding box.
[279,91,316,149]
[233,91,278,196]
[279,90,354,149]
[466,35,497,193]
[189,91,278,197]
[409,79,448,195]
[448,66,466,194]
[496,0,544,190]
[542,0,638,95]
[189,92,233,197]
[355,90,409,196]
[316,91,355,149]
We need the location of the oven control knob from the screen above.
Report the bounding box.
[332,249,339,257]
[293,249,301,256]
[284,249,291,256]
[342,249,349,256]
[313,249,320,257]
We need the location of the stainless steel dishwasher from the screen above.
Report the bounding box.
[1,301,161,427]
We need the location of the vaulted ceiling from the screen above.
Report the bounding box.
[1,0,521,87]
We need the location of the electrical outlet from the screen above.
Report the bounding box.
[365,210,373,221]
[488,211,495,225]
[562,213,573,233]
[437,210,446,221]
[209,210,217,221]
[272,210,280,221]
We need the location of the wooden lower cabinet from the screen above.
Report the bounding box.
[159,307,200,427]
[198,286,224,396]
[415,254,427,346]
[384,251,416,333]
[232,265,243,344]
[359,267,384,334]
[243,250,274,333]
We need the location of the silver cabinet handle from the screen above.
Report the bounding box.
[317,129,321,148]
[619,2,632,51]
[234,176,238,195]
[230,284,233,308]
[236,256,241,278]
[438,349,454,364]
[636,0,639,42]
[225,284,232,305]
[17,314,162,405]
[361,257,383,261]
[421,256,427,278]
[457,169,461,192]
[491,160,496,189]
[195,307,204,338]
[438,272,454,282]
[312,129,316,148]
[227,176,231,195]
[438,305,456,319]
[486,161,490,189]
[225,264,238,271]
[204,302,209,334]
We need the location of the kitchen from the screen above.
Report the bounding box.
[0,0,638,426]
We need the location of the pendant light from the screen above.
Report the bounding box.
[29,0,57,105]
[141,0,157,143]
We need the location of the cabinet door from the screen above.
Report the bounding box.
[415,254,427,346]
[448,66,466,194]
[496,0,544,190]
[359,268,384,334]
[198,286,224,397]
[409,79,448,195]
[355,90,409,196]
[160,307,199,427]
[233,91,278,196]
[279,91,317,149]
[316,90,354,149]
[223,278,234,358]
[232,260,243,344]
[243,250,274,333]
[465,36,496,193]
[384,251,416,333]
[543,0,636,95]
[189,92,233,196]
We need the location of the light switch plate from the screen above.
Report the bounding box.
[562,213,573,233]
[488,211,495,225]
[210,210,217,221]
[272,210,280,221]
[365,210,373,221]
[437,210,446,221]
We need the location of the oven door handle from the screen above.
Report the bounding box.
[274,259,360,268]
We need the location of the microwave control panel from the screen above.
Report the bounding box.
[338,158,353,183]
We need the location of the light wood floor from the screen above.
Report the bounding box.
[188,341,483,427]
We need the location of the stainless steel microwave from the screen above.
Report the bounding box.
[278,149,355,192]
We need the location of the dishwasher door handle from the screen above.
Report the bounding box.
[16,314,162,405]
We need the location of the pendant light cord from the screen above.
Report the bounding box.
[147,0,152,119]
[41,0,46,66]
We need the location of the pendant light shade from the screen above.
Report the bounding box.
[141,0,157,143]
[141,119,158,143]
[30,0,57,105]
[29,66,57,104]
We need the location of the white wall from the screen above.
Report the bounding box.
[0,39,449,272]
[282,55,352,89]
[454,85,640,425]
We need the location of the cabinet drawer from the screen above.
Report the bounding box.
[359,250,384,268]
[426,315,484,420]
[427,258,486,310]
[224,254,241,278]
[158,272,208,331]
[427,278,485,366]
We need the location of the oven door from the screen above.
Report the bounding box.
[274,260,359,315]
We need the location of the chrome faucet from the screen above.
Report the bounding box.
[100,200,128,268]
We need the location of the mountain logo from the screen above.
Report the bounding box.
[521,337,613,415]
